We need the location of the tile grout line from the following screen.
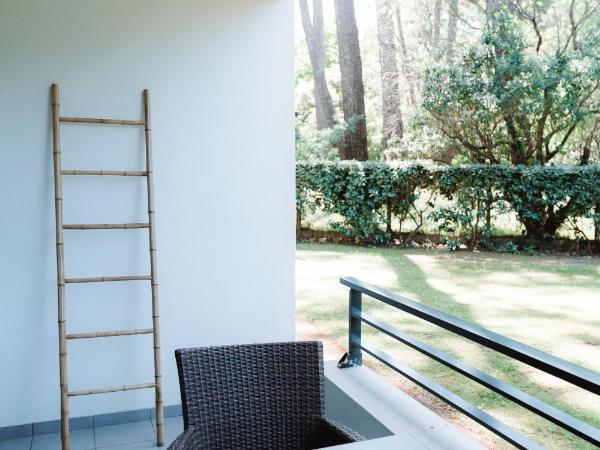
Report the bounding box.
[92,415,97,450]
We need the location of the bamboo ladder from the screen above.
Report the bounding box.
[51,84,164,450]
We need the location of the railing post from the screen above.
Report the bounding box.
[338,288,362,368]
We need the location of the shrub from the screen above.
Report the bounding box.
[296,162,600,245]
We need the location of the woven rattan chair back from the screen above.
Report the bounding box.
[175,341,326,449]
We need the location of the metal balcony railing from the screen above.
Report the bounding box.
[337,277,600,450]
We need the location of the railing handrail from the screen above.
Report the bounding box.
[339,276,600,449]
[340,276,600,394]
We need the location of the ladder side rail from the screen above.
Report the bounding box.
[51,84,71,450]
[144,89,165,446]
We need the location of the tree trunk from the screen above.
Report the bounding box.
[446,0,458,63]
[580,117,599,165]
[376,0,403,149]
[595,203,600,242]
[299,0,336,130]
[522,207,567,240]
[334,0,369,161]
[432,0,442,51]
[386,199,393,235]
[543,211,563,238]
[523,218,546,241]
[296,207,302,241]
[395,3,418,107]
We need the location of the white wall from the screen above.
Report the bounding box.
[0,0,295,427]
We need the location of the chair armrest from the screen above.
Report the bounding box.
[167,427,210,450]
[320,416,366,442]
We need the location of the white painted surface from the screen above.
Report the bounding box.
[323,436,422,450]
[324,362,485,450]
[0,0,295,426]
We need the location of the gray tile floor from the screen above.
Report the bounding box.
[0,416,182,450]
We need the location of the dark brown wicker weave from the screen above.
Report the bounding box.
[168,341,365,450]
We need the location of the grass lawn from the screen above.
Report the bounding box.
[296,243,600,450]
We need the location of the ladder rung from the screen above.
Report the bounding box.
[61,170,147,176]
[64,275,152,283]
[68,382,156,397]
[60,117,145,126]
[63,223,150,230]
[66,328,154,340]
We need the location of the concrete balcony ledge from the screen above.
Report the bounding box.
[324,361,484,450]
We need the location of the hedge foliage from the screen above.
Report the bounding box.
[296,162,600,246]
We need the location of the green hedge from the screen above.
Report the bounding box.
[296,162,600,246]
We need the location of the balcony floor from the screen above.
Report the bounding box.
[0,362,484,450]
[0,416,182,450]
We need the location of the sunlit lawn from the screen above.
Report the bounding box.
[296,243,600,450]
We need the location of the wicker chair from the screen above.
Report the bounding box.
[168,341,365,450]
